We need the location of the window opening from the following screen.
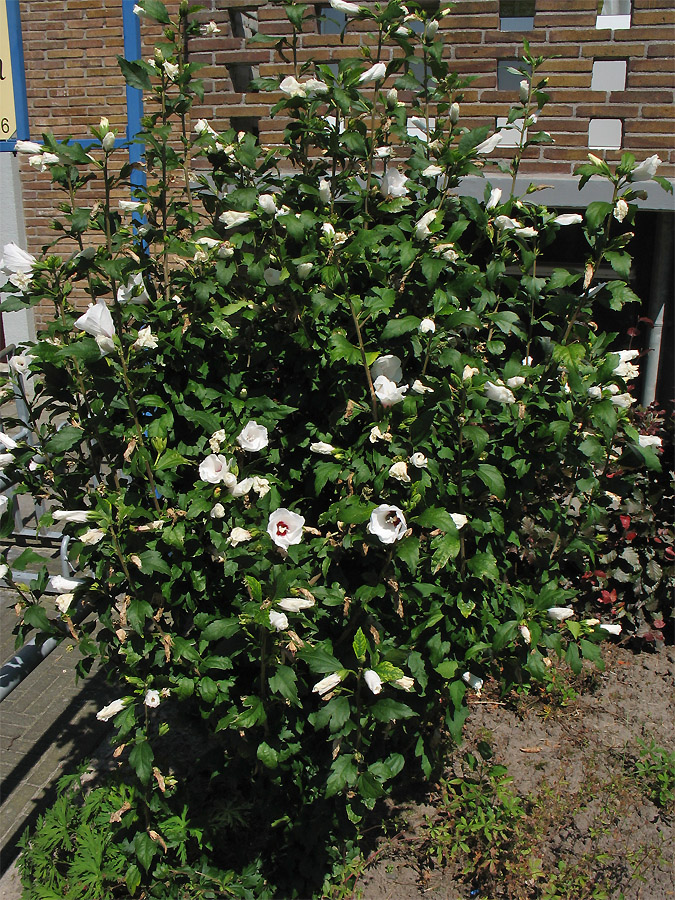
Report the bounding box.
[588,118,622,150]
[596,0,631,29]
[499,0,535,31]
[497,59,532,91]
[315,4,346,34]
[407,117,436,141]
[228,64,259,93]
[591,59,627,92]
[231,116,259,139]
[229,9,259,39]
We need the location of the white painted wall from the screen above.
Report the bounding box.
[0,152,35,350]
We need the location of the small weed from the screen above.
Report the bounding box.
[423,742,527,889]
[632,737,675,809]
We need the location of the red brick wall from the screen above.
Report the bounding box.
[16,0,675,325]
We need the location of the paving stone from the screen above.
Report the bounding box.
[0,587,115,886]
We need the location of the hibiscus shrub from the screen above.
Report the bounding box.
[2,0,671,895]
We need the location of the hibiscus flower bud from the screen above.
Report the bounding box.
[519,79,529,103]
[278,597,315,612]
[364,670,382,694]
[462,672,483,693]
[419,317,435,334]
[358,62,386,85]
[484,381,516,404]
[388,461,410,483]
[96,698,127,721]
[450,102,460,124]
[310,441,335,455]
[547,607,574,622]
[409,452,428,468]
[613,199,629,223]
[269,610,289,632]
[312,672,343,695]
[228,526,253,546]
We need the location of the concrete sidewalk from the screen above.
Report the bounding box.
[0,588,114,898]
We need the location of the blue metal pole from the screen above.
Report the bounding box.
[121,0,146,193]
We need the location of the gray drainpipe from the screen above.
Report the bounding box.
[642,212,673,407]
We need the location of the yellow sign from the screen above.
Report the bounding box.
[0,1,16,139]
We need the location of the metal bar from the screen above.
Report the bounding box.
[122,0,146,194]
[0,595,94,703]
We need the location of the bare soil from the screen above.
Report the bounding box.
[356,642,675,900]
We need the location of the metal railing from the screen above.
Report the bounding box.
[0,345,89,701]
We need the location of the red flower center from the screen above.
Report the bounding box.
[276,521,289,536]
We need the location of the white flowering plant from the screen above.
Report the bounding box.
[2,1,671,894]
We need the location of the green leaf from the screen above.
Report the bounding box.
[580,638,604,670]
[134,832,157,872]
[431,531,461,573]
[414,507,460,533]
[435,659,458,679]
[585,201,614,230]
[477,464,505,499]
[22,604,51,632]
[326,754,358,798]
[329,331,361,364]
[129,740,154,785]
[410,609,443,641]
[136,549,170,576]
[492,620,517,652]
[301,646,342,674]
[468,551,499,582]
[155,448,188,471]
[552,342,585,371]
[14,547,51,571]
[370,699,416,722]
[200,617,239,642]
[44,426,84,454]
[566,641,582,675]
[358,771,385,801]
[463,425,489,456]
[269,666,299,704]
[284,2,307,29]
[117,57,152,92]
[198,676,218,702]
[604,251,631,279]
[127,598,153,632]
[328,495,374,525]
[352,627,367,661]
[257,741,278,769]
[396,535,419,571]
[142,0,171,23]
[524,649,548,681]
[244,575,263,603]
[313,696,351,733]
[126,865,142,895]
[420,256,446,286]
[381,316,421,339]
